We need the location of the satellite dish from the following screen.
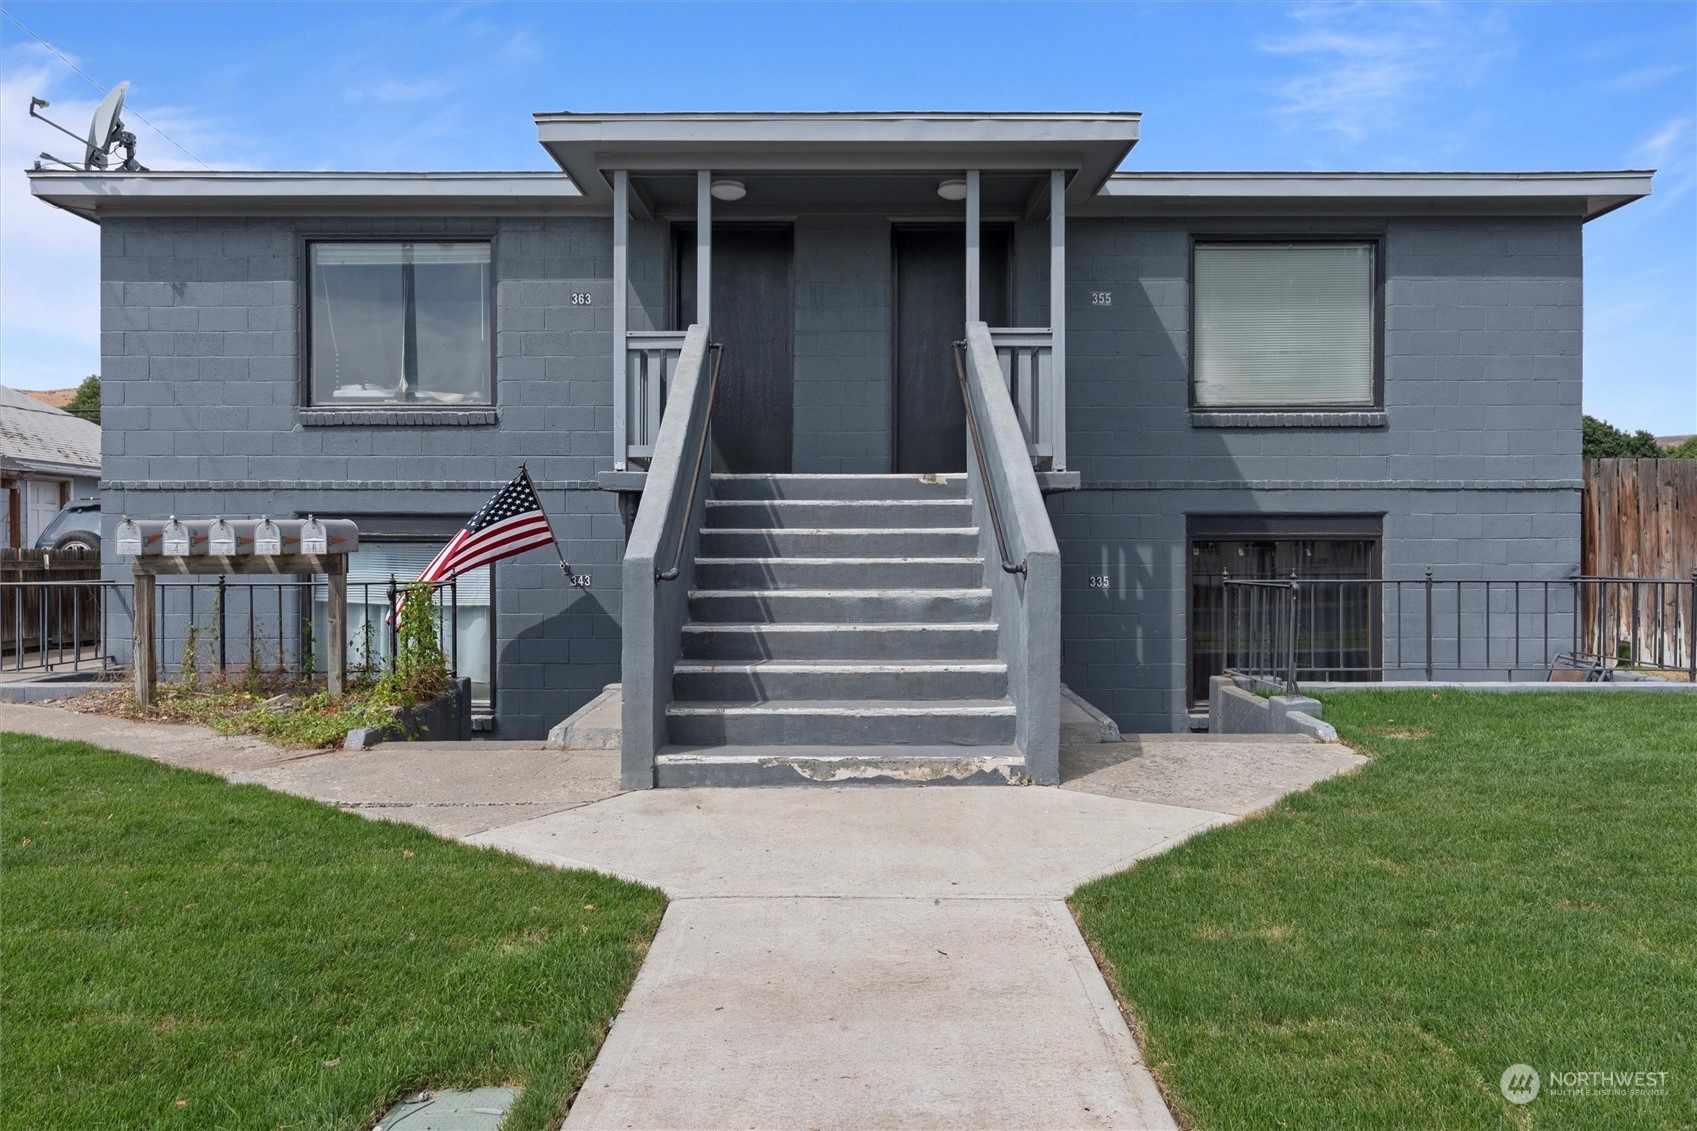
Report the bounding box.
[28,80,146,172]
[86,82,129,170]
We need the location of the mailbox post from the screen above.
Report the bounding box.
[117,517,359,708]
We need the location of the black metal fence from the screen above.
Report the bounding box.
[0,575,459,686]
[1223,572,1697,692]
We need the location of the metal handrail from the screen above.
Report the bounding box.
[655,341,724,583]
[952,339,1026,576]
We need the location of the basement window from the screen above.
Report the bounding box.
[1187,515,1383,705]
[307,241,492,406]
[1191,241,1378,409]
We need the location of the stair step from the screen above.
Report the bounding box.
[673,659,1008,701]
[681,622,1001,661]
[700,527,982,558]
[687,588,992,624]
[694,556,985,590]
[655,744,1024,787]
[705,499,972,530]
[710,473,967,501]
[666,699,1018,746]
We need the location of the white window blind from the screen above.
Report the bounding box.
[1193,242,1375,407]
[320,541,492,697]
[346,543,490,604]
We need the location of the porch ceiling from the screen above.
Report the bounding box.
[533,112,1141,208]
[632,171,1044,216]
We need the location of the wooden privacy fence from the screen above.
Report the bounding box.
[1582,458,1697,668]
[0,547,101,651]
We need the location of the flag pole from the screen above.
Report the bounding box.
[520,462,573,576]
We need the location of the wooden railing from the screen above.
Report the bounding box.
[989,327,1061,470]
[619,331,687,468]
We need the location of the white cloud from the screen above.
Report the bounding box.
[1631,117,1694,207]
[1636,117,1690,168]
[1,50,103,390]
[347,78,453,105]
[1,44,249,391]
[1262,2,1510,143]
[1604,62,1690,92]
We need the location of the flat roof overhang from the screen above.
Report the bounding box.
[532,111,1143,207]
[1089,171,1655,221]
[26,171,586,222]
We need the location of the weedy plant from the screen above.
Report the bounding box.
[373,580,451,708]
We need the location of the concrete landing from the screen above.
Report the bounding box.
[465,784,1233,900]
[1063,732,1367,815]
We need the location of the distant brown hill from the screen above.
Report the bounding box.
[22,389,77,410]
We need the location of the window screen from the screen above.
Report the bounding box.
[1193,242,1375,407]
[309,242,492,406]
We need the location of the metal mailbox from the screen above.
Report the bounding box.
[113,517,359,557]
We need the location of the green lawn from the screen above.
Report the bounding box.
[1073,691,1697,1130]
[0,734,666,1130]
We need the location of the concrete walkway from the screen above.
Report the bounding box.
[0,704,621,836]
[1,705,1365,1129]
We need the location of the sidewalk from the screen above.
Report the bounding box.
[0,704,620,836]
[1,705,1364,1129]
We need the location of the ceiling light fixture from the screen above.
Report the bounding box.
[936,178,968,202]
[710,178,746,202]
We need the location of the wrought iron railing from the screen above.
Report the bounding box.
[0,576,459,685]
[1221,572,1697,692]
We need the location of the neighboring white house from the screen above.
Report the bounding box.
[0,385,100,550]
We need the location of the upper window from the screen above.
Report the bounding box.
[1192,241,1376,408]
[308,241,492,406]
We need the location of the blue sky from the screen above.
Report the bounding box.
[2,1,1692,433]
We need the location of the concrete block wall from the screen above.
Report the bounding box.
[98,215,628,738]
[1051,214,1586,732]
[93,206,1589,739]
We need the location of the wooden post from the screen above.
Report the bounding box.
[613,169,630,471]
[132,567,156,708]
[1049,169,1068,472]
[965,169,981,324]
[326,561,346,699]
[696,170,712,330]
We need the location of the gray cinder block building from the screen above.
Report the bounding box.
[29,112,1652,786]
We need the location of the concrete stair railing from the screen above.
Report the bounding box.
[619,324,714,789]
[619,321,1061,787]
[959,320,1063,783]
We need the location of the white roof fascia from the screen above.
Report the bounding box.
[534,111,1142,206]
[27,170,588,223]
[1088,171,1654,221]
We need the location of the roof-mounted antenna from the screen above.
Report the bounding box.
[29,82,147,172]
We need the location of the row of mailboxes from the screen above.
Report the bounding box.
[115,517,360,557]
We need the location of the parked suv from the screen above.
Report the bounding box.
[34,498,100,554]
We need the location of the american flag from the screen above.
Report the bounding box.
[394,470,559,617]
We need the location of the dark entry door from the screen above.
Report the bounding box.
[893,225,1010,474]
[677,226,794,473]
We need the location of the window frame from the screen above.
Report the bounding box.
[298,233,499,411]
[1185,513,1386,705]
[1187,234,1385,413]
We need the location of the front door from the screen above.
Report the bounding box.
[893,225,1010,474]
[677,225,794,473]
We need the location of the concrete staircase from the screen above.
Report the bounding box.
[656,473,1023,786]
